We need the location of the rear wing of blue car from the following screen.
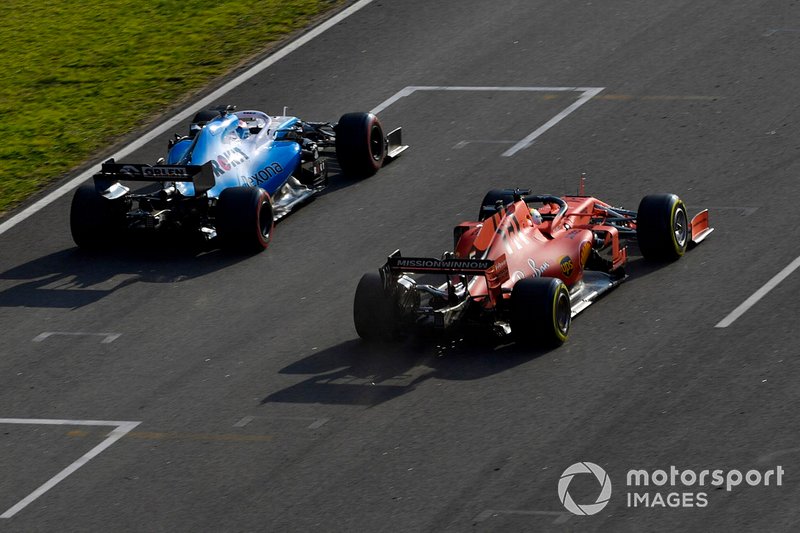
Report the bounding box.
[92,159,215,198]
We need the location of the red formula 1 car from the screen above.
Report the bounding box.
[353,185,713,347]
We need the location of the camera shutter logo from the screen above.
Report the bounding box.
[558,462,612,515]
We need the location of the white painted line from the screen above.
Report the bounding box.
[475,509,572,525]
[233,416,255,428]
[370,86,417,115]
[371,85,603,115]
[716,255,800,328]
[0,0,376,237]
[32,332,121,344]
[503,87,604,157]
[370,86,604,157]
[0,418,141,519]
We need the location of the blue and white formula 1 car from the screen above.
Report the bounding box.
[70,106,406,252]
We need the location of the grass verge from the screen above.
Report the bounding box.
[0,0,342,216]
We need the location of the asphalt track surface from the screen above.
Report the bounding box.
[2,0,800,531]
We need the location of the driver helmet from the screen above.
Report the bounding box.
[236,119,250,140]
[530,208,543,225]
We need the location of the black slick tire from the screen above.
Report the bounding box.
[70,183,127,249]
[335,112,385,178]
[636,193,688,261]
[353,272,399,342]
[510,277,571,348]
[216,186,274,253]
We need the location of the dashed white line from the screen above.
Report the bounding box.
[453,140,518,149]
[306,418,330,430]
[475,509,572,525]
[0,0,376,237]
[0,418,141,519]
[233,416,255,428]
[32,332,122,344]
[715,255,800,328]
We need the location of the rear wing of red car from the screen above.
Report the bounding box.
[384,250,510,288]
[92,159,215,198]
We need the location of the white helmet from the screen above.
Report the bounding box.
[531,208,543,225]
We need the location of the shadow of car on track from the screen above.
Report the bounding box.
[261,336,556,407]
[0,239,247,309]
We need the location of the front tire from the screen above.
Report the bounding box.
[510,277,571,348]
[335,112,385,178]
[637,194,688,261]
[70,184,128,249]
[216,186,274,253]
[354,272,399,342]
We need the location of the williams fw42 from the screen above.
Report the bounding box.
[70,106,407,252]
[354,187,713,346]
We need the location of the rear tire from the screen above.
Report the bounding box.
[510,277,571,348]
[478,189,516,220]
[70,184,128,249]
[216,186,274,253]
[354,272,399,342]
[637,193,688,261]
[335,112,385,178]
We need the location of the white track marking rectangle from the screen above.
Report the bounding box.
[715,254,800,328]
[370,86,604,157]
[0,418,141,519]
[502,87,604,156]
[0,0,376,237]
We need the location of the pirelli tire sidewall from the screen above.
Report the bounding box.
[335,112,385,178]
[353,272,401,342]
[636,193,688,261]
[70,183,128,250]
[216,186,274,253]
[510,277,571,348]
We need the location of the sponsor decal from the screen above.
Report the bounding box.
[580,241,592,267]
[394,258,492,270]
[486,254,510,287]
[210,147,250,178]
[560,255,574,277]
[143,166,190,178]
[527,258,550,277]
[247,162,284,186]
